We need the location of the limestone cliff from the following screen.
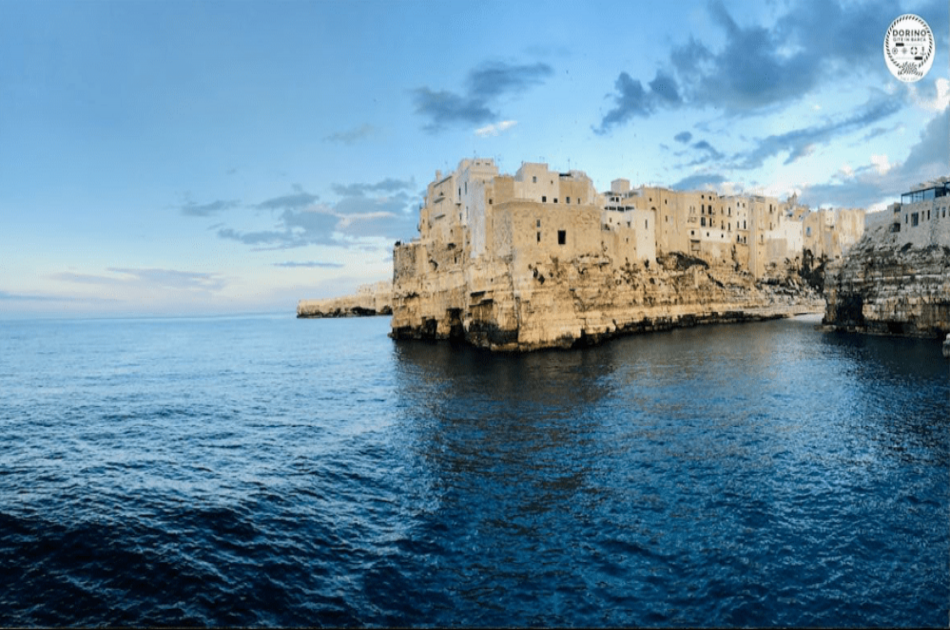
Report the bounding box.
[297,281,392,318]
[823,224,950,338]
[391,250,822,351]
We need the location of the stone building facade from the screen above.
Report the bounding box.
[390,158,865,350]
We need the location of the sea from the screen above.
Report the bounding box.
[0,313,947,627]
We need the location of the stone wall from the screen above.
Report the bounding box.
[823,224,950,337]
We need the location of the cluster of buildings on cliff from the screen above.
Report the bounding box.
[865,176,950,248]
[396,158,868,284]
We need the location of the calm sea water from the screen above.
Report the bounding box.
[0,313,946,627]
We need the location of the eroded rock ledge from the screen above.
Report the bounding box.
[823,225,950,339]
[297,281,392,318]
[390,251,823,352]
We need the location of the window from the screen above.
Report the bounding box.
[912,213,919,226]
[645,220,648,229]
[553,198,558,203]
[537,232,541,243]
[489,198,493,205]
[532,176,537,183]
[701,217,706,227]
[566,197,571,204]
[542,196,547,202]
[557,230,566,245]
[537,219,541,228]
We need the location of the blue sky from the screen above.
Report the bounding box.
[1,0,947,317]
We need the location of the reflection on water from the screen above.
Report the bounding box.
[389,316,948,626]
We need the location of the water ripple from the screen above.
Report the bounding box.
[0,315,946,626]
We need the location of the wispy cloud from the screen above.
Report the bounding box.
[734,95,902,169]
[674,131,693,144]
[273,261,344,268]
[180,199,239,217]
[413,61,553,133]
[216,177,419,250]
[254,186,320,211]
[475,120,517,137]
[331,178,415,197]
[323,123,378,145]
[798,108,949,208]
[671,173,727,191]
[0,290,80,302]
[51,268,227,293]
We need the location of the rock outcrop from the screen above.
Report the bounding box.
[391,250,823,351]
[297,281,392,318]
[823,224,950,338]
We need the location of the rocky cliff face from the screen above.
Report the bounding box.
[823,224,950,338]
[390,250,823,351]
[297,283,393,318]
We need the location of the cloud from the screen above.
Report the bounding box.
[254,187,319,211]
[331,178,415,197]
[467,61,553,100]
[870,154,892,175]
[799,108,950,207]
[688,139,725,165]
[52,268,226,293]
[595,0,938,131]
[857,124,901,143]
[412,61,553,132]
[475,120,517,137]
[323,123,378,145]
[180,199,239,217]
[595,70,682,134]
[734,95,902,169]
[671,173,727,191]
[217,177,419,249]
[0,290,77,302]
[218,208,339,249]
[674,131,693,144]
[412,88,495,132]
[907,77,950,112]
[273,261,344,269]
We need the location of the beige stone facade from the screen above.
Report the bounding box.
[823,178,950,339]
[886,178,950,249]
[388,158,869,350]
